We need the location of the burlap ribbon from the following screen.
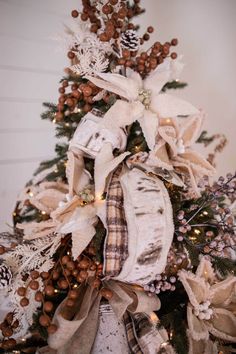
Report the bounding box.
[45,279,160,354]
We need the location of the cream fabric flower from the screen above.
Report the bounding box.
[87,59,199,151]
[148,113,215,195]
[187,330,218,354]
[179,257,236,343]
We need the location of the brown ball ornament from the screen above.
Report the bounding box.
[0,245,6,255]
[171,52,178,59]
[39,314,51,327]
[41,271,49,279]
[17,286,26,297]
[147,26,154,33]
[82,85,93,97]
[30,270,40,279]
[35,291,44,302]
[71,10,79,18]
[68,289,79,299]
[100,288,113,300]
[20,297,29,307]
[44,301,54,313]
[47,324,58,334]
[2,327,13,338]
[67,51,75,60]
[44,285,55,296]
[29,280,39,290]
[61,255,70,265]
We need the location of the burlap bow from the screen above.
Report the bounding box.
[179,257,236,343]
[45,279,160,354]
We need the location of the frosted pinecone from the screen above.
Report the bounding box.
[120,30,139,51]
[0,263,12,289]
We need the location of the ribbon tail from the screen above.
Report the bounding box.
[62,294,102,354]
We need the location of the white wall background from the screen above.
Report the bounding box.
[0,0,235,231]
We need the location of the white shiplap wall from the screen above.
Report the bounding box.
[0,0,236,232]
[0,0,79,230]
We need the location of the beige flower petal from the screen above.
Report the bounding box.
[66,150,91,197]
[137,109,159,150]
[196,257,215,284]
[211,276,236,307]
[179,114,204,147]
[87,72,140,101]
[144,63,171,97]
[178,150,216,177]
[100,100,144,133]
[149,142,173,170]
[94,142,130,199]
[30,189,66,214]
[187,330,218,354]
[51,196,82,225]
[158,125,178,156]
[208,307,236,342]
[178,270,210,307]
[150,93,199,118]
[17,220,57,240]
[187,305,209,341]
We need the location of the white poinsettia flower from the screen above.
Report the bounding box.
[179,257,236,343]
[148,112,216,195]
[87,58,199,150]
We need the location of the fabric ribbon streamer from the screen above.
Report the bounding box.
[104,165,129,277]
[42,279,160,354]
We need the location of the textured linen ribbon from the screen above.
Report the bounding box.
[44,279,160,354]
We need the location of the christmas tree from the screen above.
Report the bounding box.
[0,1,236,353]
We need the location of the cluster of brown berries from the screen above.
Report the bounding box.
[0,313,18,350]
[118,37,178,77]
[71,0,143,43]
[56,80,102,122]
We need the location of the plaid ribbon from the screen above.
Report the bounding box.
[104,164,129,276]
[123,312,143,354]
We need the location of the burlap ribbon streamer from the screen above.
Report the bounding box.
[45,279,160,354]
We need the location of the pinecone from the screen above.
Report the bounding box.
[0,263,12,289]
[120,30,139,51]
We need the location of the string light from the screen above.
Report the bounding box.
[150,312,158,324]
[194,229,201,235]
[189,235,197,242]
[160,341,168,348]
[41,211,47,215]
[28,191,34,197]
[203,211,208,216]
